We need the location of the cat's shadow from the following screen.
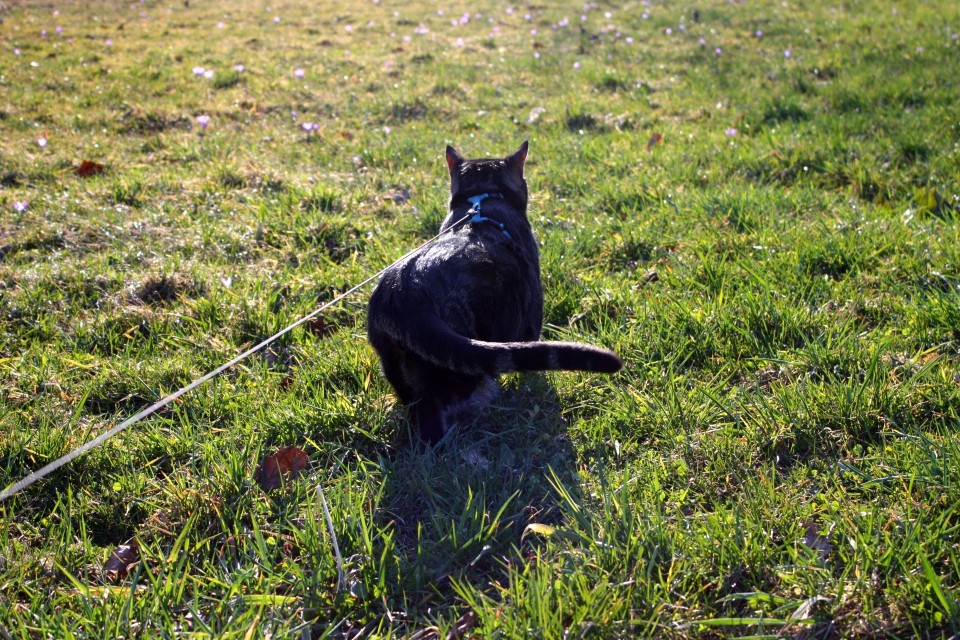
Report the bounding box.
[374,373,583,607]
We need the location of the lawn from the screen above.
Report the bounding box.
[2,0,960,637]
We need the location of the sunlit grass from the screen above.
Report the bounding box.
[2,0,960,637]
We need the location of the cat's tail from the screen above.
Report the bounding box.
[403,325,624,376]
[477,339,624,375]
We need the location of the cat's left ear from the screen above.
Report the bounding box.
[507,141,528,174]
[445,145,464,176]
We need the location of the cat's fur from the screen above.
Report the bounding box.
[367,142,623,443]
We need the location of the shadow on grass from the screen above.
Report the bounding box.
[354,373,583,633]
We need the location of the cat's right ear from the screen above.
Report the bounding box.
[509,141,529,168]
[445,145,464,176]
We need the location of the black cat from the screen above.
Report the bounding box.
[367,142,622,442]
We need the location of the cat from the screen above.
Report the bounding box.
[367,141,623,443]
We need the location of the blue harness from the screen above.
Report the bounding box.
[466,193,511,240]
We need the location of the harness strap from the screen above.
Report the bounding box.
[466,193,511,239]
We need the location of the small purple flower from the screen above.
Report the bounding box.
[233,64,245,72]
[217,21,225,29]
[301,121,319,133]
[725,128,738,136]
[273,16,280,24]
[41,29,48,37]
[559,17,569,27]
[196,114,210,129]
[755,30,763,38]
[459,13,470,26]
[56,26,63,34]
[698,37,706,46]
[13,48,20,56]
[37,136,48,148]
[13,201,28,213]
[573,61,581,69]
[715,47,722,55]
[383,125,391,135]
[783,49,791,58]
[294,68,305,78]
[203,69,214,79]
[105,38,113,47]
[664,28,673,35]
[193,66,206,76]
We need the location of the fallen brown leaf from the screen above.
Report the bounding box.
[380,188,411,205]
[254,446,309,492]
[646,132,663,151]
[76,160,105,178]
[104,538,140,581]
[801,521,833,561]
[446,610,478,640]
[307,316,335,338]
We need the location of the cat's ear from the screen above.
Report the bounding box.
[445,145,464,175]
[507,141,528,174]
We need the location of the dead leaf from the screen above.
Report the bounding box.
[340,131,354,141]
[307,316,335,338]
[254,446,309,492]
[801,521,833,560]
[523,522,558,537]
[76,160,105,177]
[104,538,140,581]
[527,107,546,124]
[380,188,411,205]
[460,448,491,470]
[446,610,478,640]
[646,132,663,151]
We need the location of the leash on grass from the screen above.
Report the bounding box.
[0,213,473,504]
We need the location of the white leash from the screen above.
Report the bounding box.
[0,214,470,503]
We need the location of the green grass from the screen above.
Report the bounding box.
[2,0,960,637]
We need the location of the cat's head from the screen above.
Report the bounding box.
[445,141,528,212]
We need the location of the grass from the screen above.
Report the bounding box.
[1,0,960,637]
